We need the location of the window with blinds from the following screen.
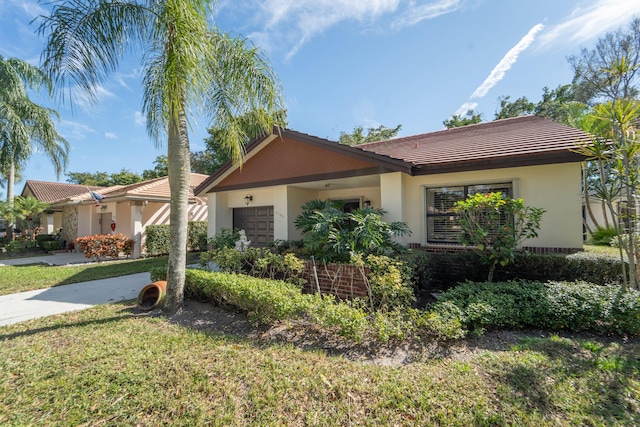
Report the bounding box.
[426,182,512,243]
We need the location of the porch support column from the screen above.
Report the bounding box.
[380,172,407,244]
[131,201,143,259]
[208,192,231,238]
[45,213,54,234]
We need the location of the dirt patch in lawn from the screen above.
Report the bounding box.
[140,300,638,366]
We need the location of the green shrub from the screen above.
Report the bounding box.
[589,226,618,246]
[35,234,57,247]
[201,246,306,287]
[41,240,63,251]
[433,280,640,336]
[207,228,239,251]
[4,239,37,253]
[187,221,208,252]
[421,250,624,293]
[351,253,415,312]
[145,224,171,256]
[183,269,465,342]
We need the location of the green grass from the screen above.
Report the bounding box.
[0,257,172,295]
[1,303,638,426]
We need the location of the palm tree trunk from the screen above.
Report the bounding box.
[164,109,191,313]
[7,162,15,241]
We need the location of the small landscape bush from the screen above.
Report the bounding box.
[201,246,307,287]
[76,234,135,261]
[145,221,208,255]
[433,280,640,336]
[589,226,618,246]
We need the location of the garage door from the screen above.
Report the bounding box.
[233,206,274,247]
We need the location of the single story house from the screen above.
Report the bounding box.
[20,180,106,234]
[195,116,592,253]
[46,174,208,258]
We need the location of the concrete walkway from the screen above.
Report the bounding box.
[0,272,150,326]
[0,253,153,327]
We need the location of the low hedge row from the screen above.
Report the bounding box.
[150,267,465,342]
[434,280,640,336]
[407,250,624,293]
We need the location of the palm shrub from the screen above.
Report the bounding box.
[294,199,411,262]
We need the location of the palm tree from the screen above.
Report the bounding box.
[0,55,68,240]
[38,0,285,312]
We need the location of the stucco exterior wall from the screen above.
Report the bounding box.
[398,162,583,249]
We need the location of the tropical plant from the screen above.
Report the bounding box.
[13,196,50,240]
[0,55,68,240]
[454,192,545,282]
[295,199,411,262]
[38,0,285,312]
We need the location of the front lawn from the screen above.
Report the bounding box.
[1,302,638,426]
[0,257,171,296]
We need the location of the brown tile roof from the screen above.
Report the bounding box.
[353,116,590,174]
[21,180,106,203]
[195,116,592,194]
[63,174,209,204]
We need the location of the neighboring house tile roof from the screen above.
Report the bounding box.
[55,173,209,205]
[21,180,106,203]
[353,116,589,174]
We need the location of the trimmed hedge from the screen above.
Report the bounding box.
[414,250,624,293]
[434,280,640,336]
[150,268,465,342]
[145,221,207,256]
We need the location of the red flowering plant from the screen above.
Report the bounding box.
[454,192,545,282]
[76,234,135,262]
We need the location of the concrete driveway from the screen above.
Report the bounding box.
[0,272,151,326]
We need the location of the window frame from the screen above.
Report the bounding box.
[425,182,513,244]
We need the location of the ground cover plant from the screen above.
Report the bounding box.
[1,301,638,426]
[0,256,174,295]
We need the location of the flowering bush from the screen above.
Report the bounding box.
[76,234,135,261]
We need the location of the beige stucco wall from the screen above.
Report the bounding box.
[206,185,381,240]
[397,162,583,249]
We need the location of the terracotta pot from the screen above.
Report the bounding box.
[137,281,167,311]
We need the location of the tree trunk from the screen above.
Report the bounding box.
[7,162,15,241]
[163,109,191,313]
[582,163,600,233]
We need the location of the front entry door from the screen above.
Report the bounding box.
[100,212,112,235]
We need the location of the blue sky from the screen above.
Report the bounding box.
[0,0,638,189]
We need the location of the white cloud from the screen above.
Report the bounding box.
[59,120,96,140]
[243,0,466,59]
[471,23,544,99]
[391,0,465,29]
[454,102,478,116]
[104,132,118,140]
[538,0,639,49]
[134,111,145,126]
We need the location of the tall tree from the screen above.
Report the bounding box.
[339,124,402,145]
[443,110,482,129]
[0,55,68,240]
[66,170,142,186]
[142,155,169,180]
[39,0,285,312]
[494,95,535,119]
[568,17,640,104]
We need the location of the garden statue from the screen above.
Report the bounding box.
[235,229,251,252]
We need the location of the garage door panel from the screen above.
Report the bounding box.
[233,206,274,247]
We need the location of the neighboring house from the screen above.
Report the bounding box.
[20,180,106,234]
[47,174,208,258]
[195,116,592,253]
